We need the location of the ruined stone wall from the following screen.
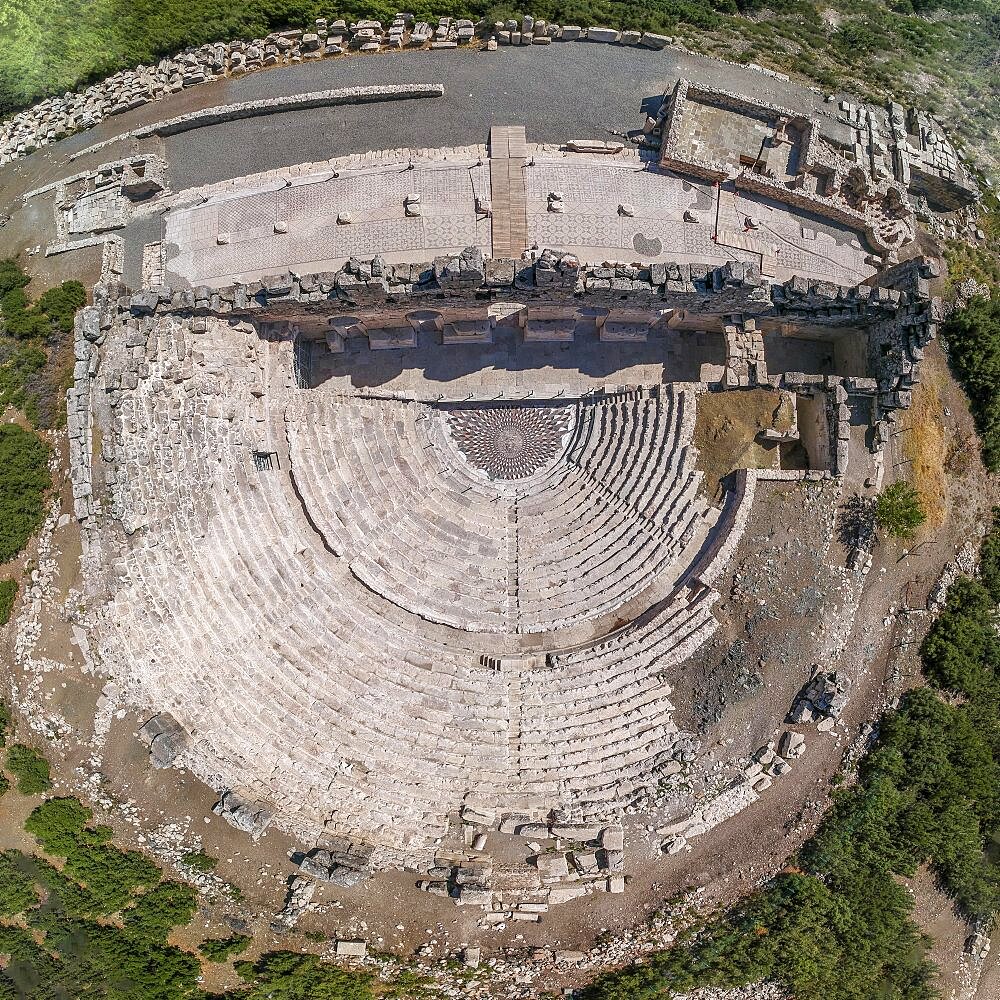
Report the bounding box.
[108,246,936,413]
[658,78,914,259]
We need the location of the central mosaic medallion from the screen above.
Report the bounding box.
[447,405,572,480]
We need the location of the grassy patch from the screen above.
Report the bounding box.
[899,376,947,531]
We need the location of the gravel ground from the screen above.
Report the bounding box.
[158,45,836,190]
[23,43,842,194]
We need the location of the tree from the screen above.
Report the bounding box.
[873,481,926,540]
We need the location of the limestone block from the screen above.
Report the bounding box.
[586,27,620,43]
[599,826,624,851]
[640,31,671,48]
[335,940,367,959]
[443,320,492,344]
[779,731,806,759]
[367,325,416,350]
[534,853,569,878]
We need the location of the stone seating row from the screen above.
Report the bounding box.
[94,315,730,851]
[282,386,714,635]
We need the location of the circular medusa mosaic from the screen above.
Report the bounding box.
[446,404,572,479]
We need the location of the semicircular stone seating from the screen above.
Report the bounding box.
[284,385,718,635]
[91,315,742,859]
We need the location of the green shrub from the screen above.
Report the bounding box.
[201,933,251,962]
[0,850,37,915]
[873,481,926,539]
[0,423,51,562]
[122,880,198,942]
[6,743,52,794]
[35,280,86,334]
[0,577,17,625]
[25,796,101,854]
[181,848,218,872]
[0,260,86,428]
[0,259,29,297]
[233,951,375,999]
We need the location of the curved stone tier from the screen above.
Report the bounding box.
[284,386,715,634]
[89,314,739,859]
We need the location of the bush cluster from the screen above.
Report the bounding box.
[0,258,85,428]
[200,934,251,962]
[0,788,403,998]
[0,422,51,564]
[943,296,1000,472]
[6,744,52,795]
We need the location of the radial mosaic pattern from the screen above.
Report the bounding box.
[447,404,572,479]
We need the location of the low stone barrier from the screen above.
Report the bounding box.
[133,84,444,139]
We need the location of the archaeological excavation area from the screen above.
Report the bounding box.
[40,49,962,931]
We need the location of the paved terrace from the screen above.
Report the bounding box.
[160,144,874,287]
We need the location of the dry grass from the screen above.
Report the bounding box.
[694,388,794,501]
[900,373,948,532]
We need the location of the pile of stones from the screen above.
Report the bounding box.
[416,809,629,918]
[0,12,683,166]
[492,19,671,49]
[789,668,851,730]
[0,15,475,164]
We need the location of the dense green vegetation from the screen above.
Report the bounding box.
[0,2,997,169]
[0,792,395,999]
[0,258,86,429]
[201,934,252,962]
[0,422,51,563]
[873,480,926,539]
[0,577,16,625]
[581,513,1000,1000]
[942,296,1000,472]
[5,743,52,794]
